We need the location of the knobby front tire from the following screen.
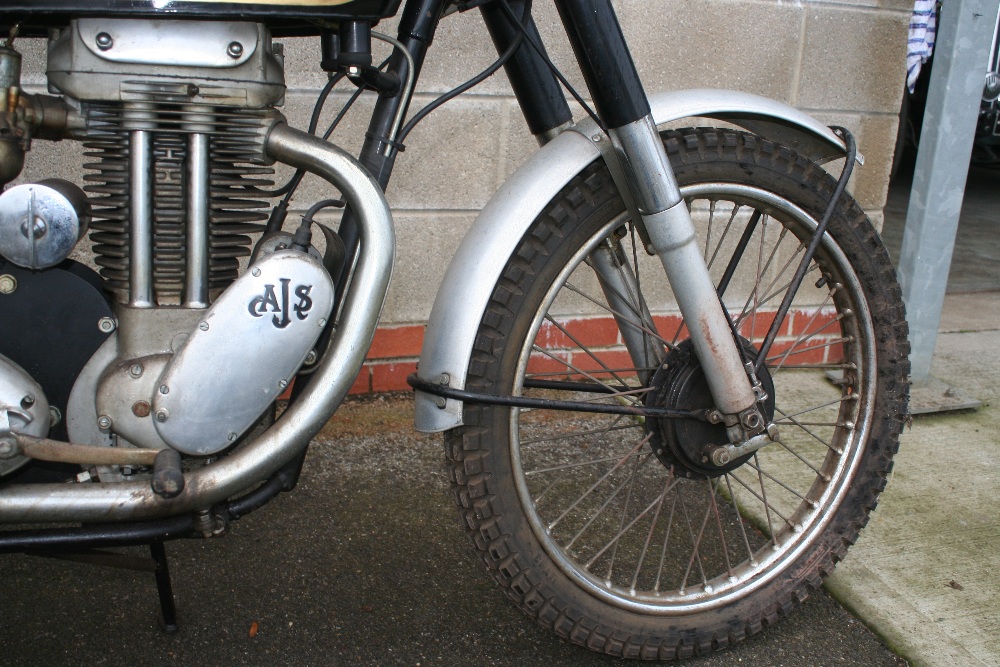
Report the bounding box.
[445,128,909,659]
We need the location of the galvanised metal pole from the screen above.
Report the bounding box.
[898,0,1000,380]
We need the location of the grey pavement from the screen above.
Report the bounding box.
[0,393,905,666]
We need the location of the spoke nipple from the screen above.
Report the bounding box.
[703,584,714,593]
[729,575,738,584]
[823,474,832,482]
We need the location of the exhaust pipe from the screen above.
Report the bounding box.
[0,123,394,523]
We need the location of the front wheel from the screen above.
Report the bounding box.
[445,128,909,659]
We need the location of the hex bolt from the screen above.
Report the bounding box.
[0,274,16,294]
[129,364,144,378]
[199,321,209,331]
[97,415,112,430]
[227,41,244,58]
[95,32,113,50]
[434,396,447,409]
[98,317,116,333]
[155,409,169,423]
[0,438,17,458]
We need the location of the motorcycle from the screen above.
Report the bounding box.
[0,0,910,659]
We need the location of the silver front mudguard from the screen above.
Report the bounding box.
[413,88,857,432]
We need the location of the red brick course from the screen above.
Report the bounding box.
[346,307,843,395]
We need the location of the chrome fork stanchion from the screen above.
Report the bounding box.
[607,115,757,422]
[587,238,663,385]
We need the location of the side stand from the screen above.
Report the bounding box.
[30,541,179,633]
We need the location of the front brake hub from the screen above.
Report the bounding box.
[644,338,775,478]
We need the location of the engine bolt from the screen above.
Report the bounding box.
[0,438,16,458]
[129,364,144,378]
[95,32,113,50]
[98,317,116,333]
[155,409,169,423]
[97,415,112,430]
[159,384,169,395]
[227,41,244,58]
[304,350,318,365]
[0,274,16,294]
[20,394,35,409]
[251,267,261,277]
[132,401,151,418]
[278,379,288,389]
[199,321,209,331]
[228,432,238,442]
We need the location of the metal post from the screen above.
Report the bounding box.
[897,0,997,410]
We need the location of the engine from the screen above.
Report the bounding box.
[0,19,337,472]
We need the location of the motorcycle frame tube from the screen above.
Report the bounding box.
[0,123,394,523]
[333,0,447,307]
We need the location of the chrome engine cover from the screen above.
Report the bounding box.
[0,354,52,476]
[152,249,334,455]
[47,19,285,107]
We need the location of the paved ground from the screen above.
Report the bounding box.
[0,393,905,666]
[823,292,1000,667]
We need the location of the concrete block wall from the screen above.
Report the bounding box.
[12,0,911,393]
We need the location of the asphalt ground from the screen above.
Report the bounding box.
[0,395,907,667]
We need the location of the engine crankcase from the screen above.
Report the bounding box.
[152,249,334,456]
[0,354,52,476]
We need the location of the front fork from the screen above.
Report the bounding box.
[602,117,762,436]
[552,0,763,437]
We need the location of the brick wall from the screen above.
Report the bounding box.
[13,1,910,395]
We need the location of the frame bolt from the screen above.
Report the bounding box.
[227,41,244,58]
[95,32,113,50]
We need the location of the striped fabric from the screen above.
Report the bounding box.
[907,0,938,92]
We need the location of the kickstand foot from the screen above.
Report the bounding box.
[150,541,179,633]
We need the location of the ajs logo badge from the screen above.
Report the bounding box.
[248,278,313,329]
